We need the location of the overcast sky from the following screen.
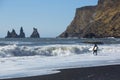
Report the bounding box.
[0,0,98,38]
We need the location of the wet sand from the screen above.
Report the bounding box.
[3,64,120,80]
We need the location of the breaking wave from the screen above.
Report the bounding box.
[0,44,120,57]
[0,44,91,57]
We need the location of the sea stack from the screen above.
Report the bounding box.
[6,31,12,38]
[6,29,18,38]
[19,27,25,38]
[59,0,120,38]
[30,28,40,38]
[5,27,26,38]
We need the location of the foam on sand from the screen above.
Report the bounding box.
[0,44,120,79]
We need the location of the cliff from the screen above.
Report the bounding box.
[59,0,120,38]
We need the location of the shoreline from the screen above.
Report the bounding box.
[2,64,120,80]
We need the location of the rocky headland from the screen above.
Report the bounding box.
[59,0,120,38]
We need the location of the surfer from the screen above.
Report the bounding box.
[93,44,98,55]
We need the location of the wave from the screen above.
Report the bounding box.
[0,44,91,57]
[0,41,33,46]
[0,44,120,58]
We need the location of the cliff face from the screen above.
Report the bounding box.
[59,0,120,38]
[60,6,96,38]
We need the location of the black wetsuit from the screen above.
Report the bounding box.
[93,44,98,55]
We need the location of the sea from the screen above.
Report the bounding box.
[0,38,120,79]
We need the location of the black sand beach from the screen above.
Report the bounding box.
[3,64,120,80]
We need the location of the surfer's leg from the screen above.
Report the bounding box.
[93,51,95,55]
[94,50,97,55]
[96,51,97,55]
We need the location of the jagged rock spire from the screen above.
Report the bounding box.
[19,27,25,38]
[11,29,18,38]
[30,28,40,38]
[5,31,11,38]
[5,27,40,38]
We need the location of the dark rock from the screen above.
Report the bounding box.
[30,28,40,38]
[5,29,19,38]
[64,32,68,38]
[5,27,26,38]
[59,0,120,38]
[59,6,96,38]
[84,33,96,38]
[19,27,25,38]
[5,31,12,38]
[10,29,18,38]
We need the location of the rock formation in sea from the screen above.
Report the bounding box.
[59,0,120,38]
[5,27,25,38]
[10,29,18,38]
[19,27,25,38]
[6,31,12,38]
[5,27,40,38]
[30,28,40,38]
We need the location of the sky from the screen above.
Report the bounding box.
[0,0,98,38]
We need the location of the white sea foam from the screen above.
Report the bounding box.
[0,42,118,58]
[0,44,91,57]
[0,44,120,79]
[0,44,120,57]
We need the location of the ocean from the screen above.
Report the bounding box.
[0,38,120,79]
